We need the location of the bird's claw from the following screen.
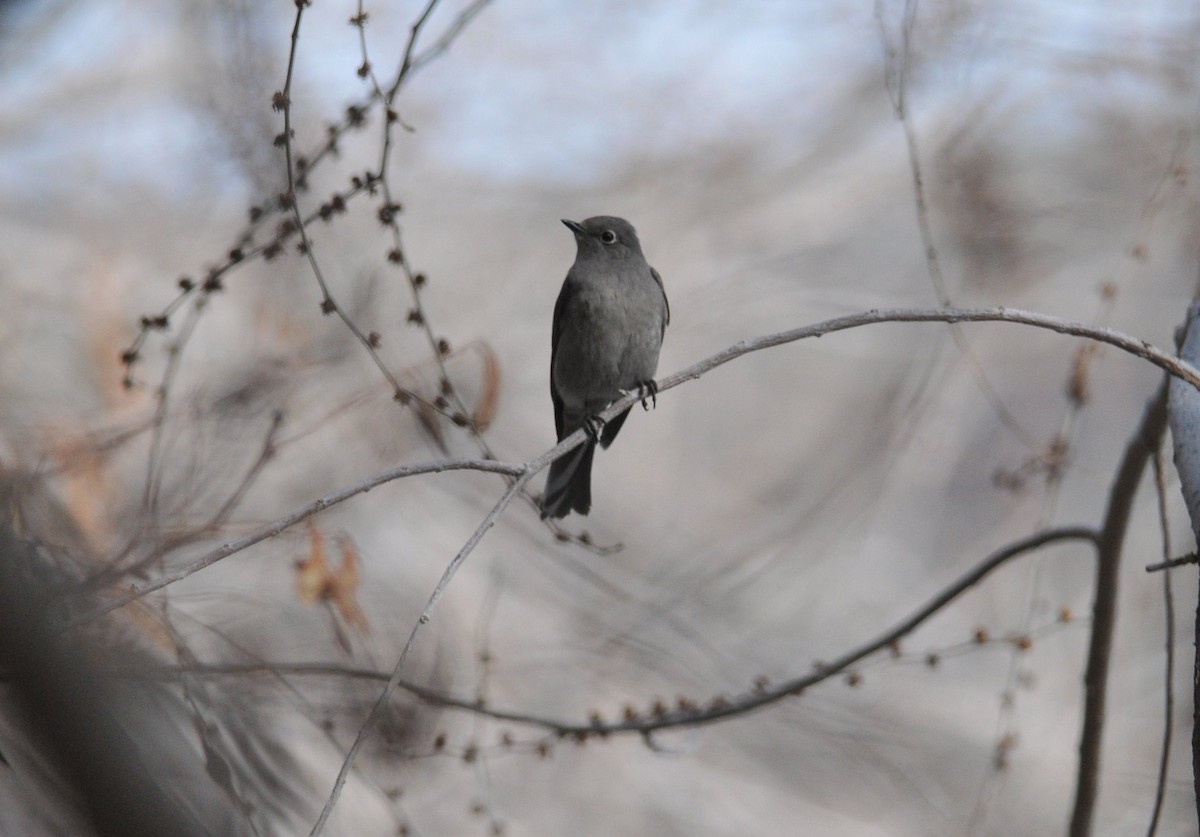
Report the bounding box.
[636,379,658,411]
[583,415,606,441]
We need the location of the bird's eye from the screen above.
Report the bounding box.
[600,230,618,244]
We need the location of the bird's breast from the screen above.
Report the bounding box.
[553,278,664,412]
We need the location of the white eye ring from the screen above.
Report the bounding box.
[600,230,618,244]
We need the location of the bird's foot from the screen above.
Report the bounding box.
[627,379,658,411]
[583,414,606,441]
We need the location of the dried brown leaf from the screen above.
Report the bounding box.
[471,342,501,431]
[294,524,370,633]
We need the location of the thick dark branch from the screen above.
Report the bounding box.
[1069,381,1169,837]
[1147,446,1177,837]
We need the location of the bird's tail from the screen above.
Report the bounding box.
[540,440,595,519]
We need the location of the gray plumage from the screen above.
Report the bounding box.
[540,216,670,519]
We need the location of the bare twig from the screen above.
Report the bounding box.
[1069,381,1169,837]
[79,411,287,594]
[61,457,526,631]
[14,527,1101,741]
[353,0,499,451]
[405,0,491,77]
[874,0,1039,450]
[277,3,432,411]
[389,0,446,98]
[141,297,207,515]
[654,307,1200,394]
[977,287,1120,828]
[1146,554,1198,573]
[309,468,536,835]
[121,1,492,398]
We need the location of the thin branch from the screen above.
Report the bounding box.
[874,0,1039,450]
[407,0,491,76]
[584,526,1099,736]
[205,410,285,531]
[309,469,536,835]
[389,0,445,99]
[141,297,207,515]
[121,0,491,401]
[1069,381,1169,837]
[177,527,1097,742]
[101,661,570,729]
[978,287,1120,828]
[61,458,525,631]
[277,3,431,412]
[354,0,500,459]
[654,307,1200,394]
[121,172,379,385]
[1146,554,1198,572]
[76,411,286,595]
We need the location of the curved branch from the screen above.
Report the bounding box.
[111,527,1100,741]
[61,458,526,631]
[128,527,1094,742]
[655,306,1200,395]
[72,306,1190,628]
[569,525,1101,736]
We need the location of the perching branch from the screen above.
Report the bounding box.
[72,306,1198,629]
[652,306,1200,395]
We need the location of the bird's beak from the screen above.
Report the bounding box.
[561,219,586,236]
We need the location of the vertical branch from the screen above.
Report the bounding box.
[1069,381,1169,837]
[140,296,207,515]
[275,1,432,411]
[1147,445,1177,837]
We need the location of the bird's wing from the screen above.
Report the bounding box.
[549,275,573,440]
[651,266,670,331]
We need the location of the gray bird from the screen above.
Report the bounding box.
[540,216,670,519]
